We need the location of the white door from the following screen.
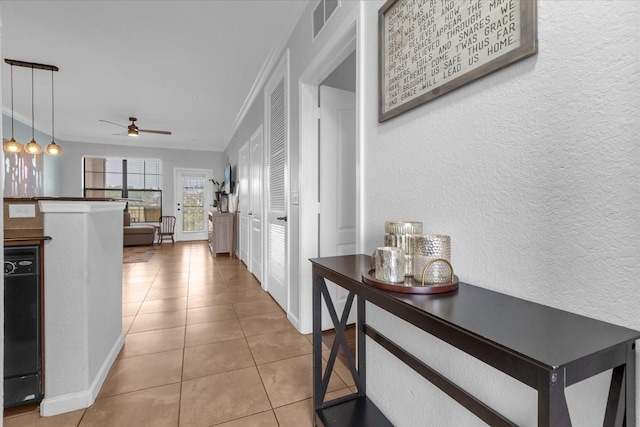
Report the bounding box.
[175,168,212,241]
[238,142,250,265]
[250,126,263,282]
[319,85,357,329]
[264,54,289,312]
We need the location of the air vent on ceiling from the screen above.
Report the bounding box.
[313,0,340,39]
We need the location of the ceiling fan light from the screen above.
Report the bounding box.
[25,139,42,155]
[3,138,23,153]
[128,128,139,137]
[45,141,62,155]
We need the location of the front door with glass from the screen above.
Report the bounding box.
[175,168,212,241]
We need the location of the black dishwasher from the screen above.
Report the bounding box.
[4,245,43,407]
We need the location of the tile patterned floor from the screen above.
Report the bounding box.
[3,241,355,427]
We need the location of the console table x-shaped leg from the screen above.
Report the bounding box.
[312,273,392,426]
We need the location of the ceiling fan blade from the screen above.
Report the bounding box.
[99,119,126,128]
[138,129,172,135]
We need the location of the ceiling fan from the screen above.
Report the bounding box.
[99,117,172,137]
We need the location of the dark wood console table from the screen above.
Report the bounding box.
[311,255,639,426]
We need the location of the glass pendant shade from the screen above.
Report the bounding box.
[45,141,62,155]
[3,138,23,153]
[25,139,42,154]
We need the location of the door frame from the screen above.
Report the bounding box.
[298,14,360,334]
[173,167,213,242]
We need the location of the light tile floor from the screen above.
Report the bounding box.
[3,241,355,427]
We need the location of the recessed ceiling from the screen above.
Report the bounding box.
[1,1,307,152]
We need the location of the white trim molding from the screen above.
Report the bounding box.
[40,333,124,417]
[297,9,359,334]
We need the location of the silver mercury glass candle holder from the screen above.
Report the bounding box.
[384,221,423,277]
[412,234,452,284]
[374,246,406,283]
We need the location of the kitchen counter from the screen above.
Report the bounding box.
[4,230,51,245]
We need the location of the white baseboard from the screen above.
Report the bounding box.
[89,332,125,403]
[40,332,125,417]
[288,312,302,333]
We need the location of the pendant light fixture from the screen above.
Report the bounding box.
[45,69,62,155]
[5,59,60,155]
[3,64,23,153]
[24,67,43,155]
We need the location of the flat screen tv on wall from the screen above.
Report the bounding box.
[224,163,234,194]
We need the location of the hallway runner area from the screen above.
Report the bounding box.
[123,245,159,263]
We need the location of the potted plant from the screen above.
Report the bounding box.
[209,179,226,210]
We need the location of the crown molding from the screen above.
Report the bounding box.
[231,1,309,143]
[2,105,32,128]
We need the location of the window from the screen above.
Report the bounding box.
[83,157,162,223]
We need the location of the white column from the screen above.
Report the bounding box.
[38,200,126,416]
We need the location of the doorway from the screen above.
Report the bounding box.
[174,168,212,241]
[318,83,357,329]
[299,24,358,334]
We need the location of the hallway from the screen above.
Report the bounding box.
[3,241,354,426]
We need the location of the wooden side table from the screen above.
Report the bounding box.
[208,211,233,257]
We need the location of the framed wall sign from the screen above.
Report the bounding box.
[378,0,538,122]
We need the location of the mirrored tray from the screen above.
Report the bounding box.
[362,269,459,294]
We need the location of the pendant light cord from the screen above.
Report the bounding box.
[31,67,35,141]
[10,65,14,138]
[51,69,54,141]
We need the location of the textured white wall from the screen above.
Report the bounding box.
[360,0,639,425]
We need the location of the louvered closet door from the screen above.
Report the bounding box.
[265,71,288,312]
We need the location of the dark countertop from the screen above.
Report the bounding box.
[310,254,640,374]
[4,229,51,244]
